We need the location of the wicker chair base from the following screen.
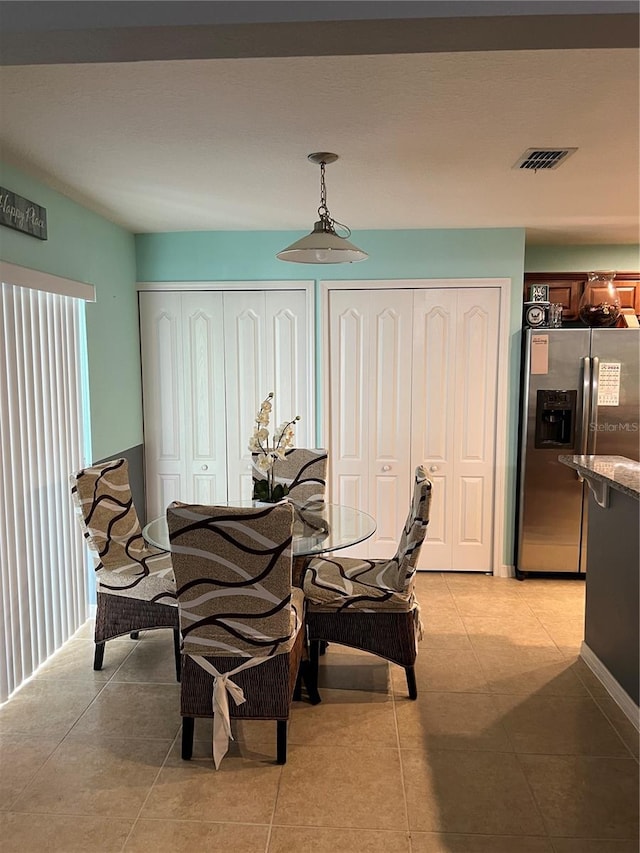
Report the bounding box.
[94,591,180,679]
[180,627,305,764]
[306,608,419,699]
[292,555,311,588]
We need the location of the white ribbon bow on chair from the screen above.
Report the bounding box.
[191,655,270,768]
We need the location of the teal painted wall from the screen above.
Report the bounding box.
[525,244,640,272]
[0,162,142,460]
[135,228,525,283]
[136,227,526,568]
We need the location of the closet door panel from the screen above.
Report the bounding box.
[139,292,185,519]
[224,292,268,501]
[267,290,312,448]
[329,293,368,554]
[452,289,499,571]
[424,473,447,549]
[412,290,456,569]
[369,293,413,558]
[459,476,484,543]
[157,475,182,516]
[374,475,402,553]
[330,293,368,501]
[329,290,411,558]
[336,475,362,517]
[182,293,227,505]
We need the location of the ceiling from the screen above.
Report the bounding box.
[1,2,638,246]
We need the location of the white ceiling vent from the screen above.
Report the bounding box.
[514,148,578,171]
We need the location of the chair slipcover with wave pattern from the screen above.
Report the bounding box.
[167,501,306,767]
[253,447,329,586]
[70,458,180,677]
[252,447,328,508]
[303,466,432,700]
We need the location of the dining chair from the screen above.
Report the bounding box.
[302,466,432,700]
[70,458,180,678]
[252,447,328,507]
[167,501,307,767]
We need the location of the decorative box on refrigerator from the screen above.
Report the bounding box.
[516,328,639,576]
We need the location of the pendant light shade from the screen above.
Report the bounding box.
[277,153,368,265]
[277,220,368,264]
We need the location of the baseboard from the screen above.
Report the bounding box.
[494,563,515,578]
[580,641,640,731]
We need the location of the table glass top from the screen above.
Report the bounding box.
[142,501,376,557]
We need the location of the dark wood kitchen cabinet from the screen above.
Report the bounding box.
[524,272,640,321]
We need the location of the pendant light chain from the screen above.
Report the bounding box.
[318,161,334,232]
[317,159,351,238]
[319,161,328,217]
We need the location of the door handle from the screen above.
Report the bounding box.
[579,356,591,457]
[588,356,599,455]
[429,465,439,473]
[201,465,208,471]
[382,465,391,472]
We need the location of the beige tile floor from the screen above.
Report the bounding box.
[1,573,638,853]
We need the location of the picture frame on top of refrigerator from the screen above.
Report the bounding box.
[529,284,550,303]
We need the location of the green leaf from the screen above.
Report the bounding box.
[271,483,287,501]
[252,479,270,501]
[252,480,290,502]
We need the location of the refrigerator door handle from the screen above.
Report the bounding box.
[588,356,600,454]
[579,356,591,458]
[575,355,592,483]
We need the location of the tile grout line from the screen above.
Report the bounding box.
[388,659,413,851]
[585,692,639,762]
[119,727,182,852]
[264,738,286,853]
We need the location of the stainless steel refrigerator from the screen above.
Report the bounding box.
[516,328,639,576]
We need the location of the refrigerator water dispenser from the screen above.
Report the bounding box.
[534,389,577,448]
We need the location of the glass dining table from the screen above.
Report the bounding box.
[142,501,376,585]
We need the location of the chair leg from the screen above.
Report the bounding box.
[93,642,105,671]
[130,631,140,639]
[405,665,418,700]
[182,717,194,760]
[276,720,287,764]
[306,640,322,705]
[295,658,321,706]
[173,629,181,682]
[293,667,303,701]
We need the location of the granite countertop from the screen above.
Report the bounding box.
[558,455,640,501]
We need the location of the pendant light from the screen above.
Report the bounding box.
[276,153,368,264]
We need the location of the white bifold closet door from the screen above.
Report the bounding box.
[412,288,499,572]
[140,288,311,520]
[329,289,414,558]
[140,291,228,515]
[328,286,499,572]
[224,289,310,501]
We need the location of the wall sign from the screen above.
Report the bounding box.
[0,187,48,240]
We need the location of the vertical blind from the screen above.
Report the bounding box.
[0,279,92,702]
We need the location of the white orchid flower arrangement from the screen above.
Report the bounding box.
[249,392,301,502]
